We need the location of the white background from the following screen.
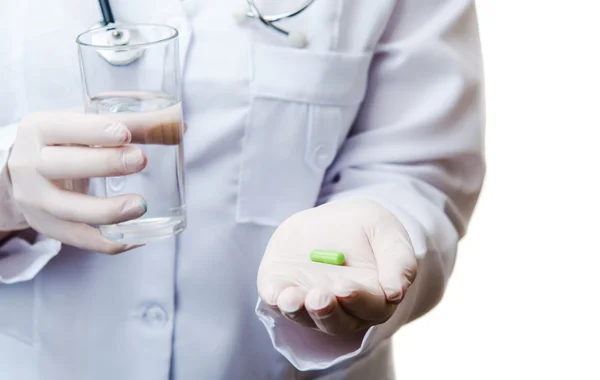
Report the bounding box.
[392,1,600,378]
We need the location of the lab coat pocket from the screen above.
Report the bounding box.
[237,44,372,226]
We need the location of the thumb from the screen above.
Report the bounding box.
[368,219,417,304]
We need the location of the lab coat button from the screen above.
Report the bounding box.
[142,305,168,328]
[312,145,332,170]
[107,176,125,193]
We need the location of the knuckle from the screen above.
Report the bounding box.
[20,112,46,133]
[35,150,50,174]
[12,192,31,208]
[37,191,56,214]
[7,154,30,175]
[19,113,38,127]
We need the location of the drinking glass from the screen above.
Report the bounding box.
[77,23,186,244]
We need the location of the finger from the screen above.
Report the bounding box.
[276,287,316,328]
[38,146,147,180]
[257,277,298,306]
[333,279,396,322]
[120,105,184,145]
[369,221,418,304]
[131,119,183,145]
[37,216,142,255]
[22,207,141,255]
[305,288,365,335]
[31,112,132,146]
[32,106,183,146]
[42,189,147,225]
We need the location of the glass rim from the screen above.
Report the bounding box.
[76,23,179,50]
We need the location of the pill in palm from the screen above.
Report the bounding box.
[310,250,345,266]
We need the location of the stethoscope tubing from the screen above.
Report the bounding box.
[98,0,115,25]
[244,0,315,23]
[96,0,315,43]
[245,0,290,36]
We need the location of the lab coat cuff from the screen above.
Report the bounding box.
[0,123,29,231]
[0,234,61,284]
[255,299,380,371]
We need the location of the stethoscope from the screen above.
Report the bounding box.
[232,0,314,48]
[95,0,315,54]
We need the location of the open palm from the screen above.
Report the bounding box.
[257,199,418,336]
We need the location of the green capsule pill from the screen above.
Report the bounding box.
[310,250,345,266]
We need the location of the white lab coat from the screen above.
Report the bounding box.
[0,0,485,379]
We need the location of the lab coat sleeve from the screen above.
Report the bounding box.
[256,0,485,371]
[0,123,62,284]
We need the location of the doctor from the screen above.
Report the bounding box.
[0,0,484,379]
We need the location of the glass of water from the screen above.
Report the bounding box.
[76,23,186,244]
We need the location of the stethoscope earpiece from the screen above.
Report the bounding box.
[233,0,315,49]
[232,7,250,23]
[287,31,308,49]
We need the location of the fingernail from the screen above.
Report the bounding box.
[107,122,131,143]
[138,199,147,213]
[123,198,147,218]
[335,288,353,298]
[279,301,301,314]
[308,289,333,311]
[123,244,144,252]
[386,289,404,304]
[334,284,356,299]
[277,289,302,313]
[123,148,146,171]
